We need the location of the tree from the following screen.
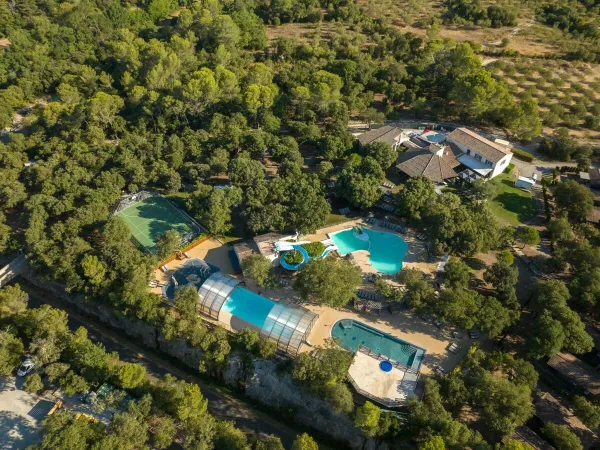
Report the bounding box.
[394,176,437,221]
[23,373,44,394]
[572,396,600,429]
[257,338,277,359]
[187,184,242,235]
[0,283,28,320]
[515,227,540,248]
[496,250,514,265]
[483,262,518,299]
[0,331,24,375]
[291,433,318,450]
[547,217,574,243]
[527,311,565,359]
[35,411,103,449]
[156,230,181,259]
[362,142,397,169]
[316,161,333,179]
[501,440,535,450]
[294,258,362,308]
[45,363,70,383]
[81,255,107,287]
[60,370,90,396]
[472,376,534,436]
[88,92,124,129]
[241,254,276,288]
[466,179,496,201]
[114,363,146,389]
[354,401,381,437]
[148,0,176,21]
[541,423,582,450]
[228,152,265,187]
[151,416,176,449]
[553,180,594,223]
[256,435,285,450]
[420,436,446,450]
[443,259,470,289]
[214,420,249,450]
[323,382,354,414]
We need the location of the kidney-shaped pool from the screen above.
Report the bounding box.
[330,227,407,275]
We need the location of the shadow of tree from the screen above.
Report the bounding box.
[464,258,487,271]
[494,191,537,222]
[0,411,40,450]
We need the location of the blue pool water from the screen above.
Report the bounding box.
[222,287,275,328]
[330,228,408,274]
[332,320,424,369]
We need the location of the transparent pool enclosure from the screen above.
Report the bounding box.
[197,273,318,355]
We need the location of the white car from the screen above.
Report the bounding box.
[17,358,35,377]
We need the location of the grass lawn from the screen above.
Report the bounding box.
[488,174,537,225]
[325,213,350,226]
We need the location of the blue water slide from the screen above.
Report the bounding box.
[280,245,310,271]
[317,247,334,259]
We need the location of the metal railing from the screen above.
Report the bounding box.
[347,372,403,408]
[357,345,419,374]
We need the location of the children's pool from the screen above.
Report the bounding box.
[332,320,424,369]
[330,228,408,274]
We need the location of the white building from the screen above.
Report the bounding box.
[446,128,513,180]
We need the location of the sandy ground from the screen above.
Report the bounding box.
[299,218,437,277]
[302,303,476,375]
[150,238,234,296]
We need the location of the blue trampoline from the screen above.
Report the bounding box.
[162,258,220,299]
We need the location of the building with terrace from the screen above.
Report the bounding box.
[446,127,513,181]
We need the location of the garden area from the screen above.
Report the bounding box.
[487,173,537,225]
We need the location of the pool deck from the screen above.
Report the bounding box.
[150,238,234,296]
[300,219,437,277]
[302,303,474,375]
[348,351,415,406]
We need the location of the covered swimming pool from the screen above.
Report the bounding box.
[197,273,319,355]
[332,319,424,370]
[222,287,275,328]
[330,227,408,274]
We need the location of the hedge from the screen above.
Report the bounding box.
[511,148,534,162]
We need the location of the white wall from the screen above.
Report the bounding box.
[490,153,513,179]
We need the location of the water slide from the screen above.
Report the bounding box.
[280,245,310,271]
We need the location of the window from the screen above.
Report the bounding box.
[474,154,482,161]
[466,149,471,155]
[485,160,493,167]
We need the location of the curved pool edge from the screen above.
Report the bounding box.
[328,227,407,275]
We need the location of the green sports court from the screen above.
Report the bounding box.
[114,194,201,254]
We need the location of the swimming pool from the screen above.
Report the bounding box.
[222,287,275,328]
[331,320,424,369]
[330,228,408,274]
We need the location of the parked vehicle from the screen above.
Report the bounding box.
[17,358,35,376]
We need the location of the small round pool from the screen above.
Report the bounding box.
[379,361,393,372]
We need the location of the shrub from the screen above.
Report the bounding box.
[511,149,534,162]
[301,241,326,258]
[284,250,304,265]
[23,373,44,394]
[504,163,515,174]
